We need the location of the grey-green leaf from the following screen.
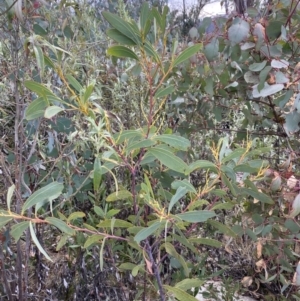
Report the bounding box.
[29,221,52,261]
[10,221,29,241]
[173,44,202,67]
[107,46,139,60]
[22,182,64,214]
[153,134,190,151]
[134,221,164,243]
[46,217,75,235]
[176,210,216,223]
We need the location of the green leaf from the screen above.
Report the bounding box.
[208,220,237,237]
[176,210,215,223]
[106,29,136,46]
[155,85,175,99]
[99,237,106,271]
[106,190,132,202]
[228,18,250,44]
[151,7,163,29]
[153,134,191,151]
[102,12,140,44]
[25,81,60,100]
[253,83,284,98]
[93,157,102,192]
[175,278,205,291]
[173,44,202,67]
[94,205,105,218]
[56,234,68,251]
[240,188,274,204]
[140,2,150,29]
[221,173,237,197]
[168,187,187,214]
[134,221,164,243]
[83,82,95,103]
[172,179,197,194]
[222,148,246,163]
[44,54,55,69]
[29,221,52,261]
[33,45,45,77]
[211,202,235,210]
[163,242,189,277]
[44,105,64,119]
[164,285,199,301]
[7,184,15,212]
[107,45,139,60]
[84,234,104,249]
[118,262,136,270]
[0,216,13,228]
[249,60,267,72]
[22,182,64,214]
[147,147,188,173]
[25,97,48,120]
[114,129,143,144]
[66,74,83,92]
[187,160,218,174]
[97,219,133,228]
[10,221,29,241]
[189,237,222,248]
[203,37,219,61]
[46,217,75,235]
[67,212,86,223]
[126,139,156,153]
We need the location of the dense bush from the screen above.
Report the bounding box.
[1,0,300,300]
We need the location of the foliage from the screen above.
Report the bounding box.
[1,0,300,301]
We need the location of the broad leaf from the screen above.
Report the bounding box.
[22,182,63,214]
[46,217,75,235]
[44,105,64,119]
[106,190,132,202]
[175,278,205,291]
[153,134,190,151]
[168,186,187,214]
[66,74,83,92]
[84,234,104,249]
[102,12,139,44]
[208,220,237,237]
[106,29,136,46]
[148,147,188,173]
[155,85,175,99]
[10,221,29,241]
[164,285,198,301]
[171,179,197,194]
[173,44,202,67]
[134,221,164,243]
[126,139,156,153]
[228,18,250,44]
[252,83,284,98]
[240,187,274,204]
[107,45,139,60]
[33,45,44,77]
[67,212,86,223]
[97,219,133,228]
[25,97,48,120]
[187,160,218,174]
[29,222,52,261]
[176,210,215,223]
[0,216,13,228]
[163,242,189,276]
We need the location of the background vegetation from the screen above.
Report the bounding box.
[1,0,300,300]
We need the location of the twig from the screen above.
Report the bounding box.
[146,240,165,301]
